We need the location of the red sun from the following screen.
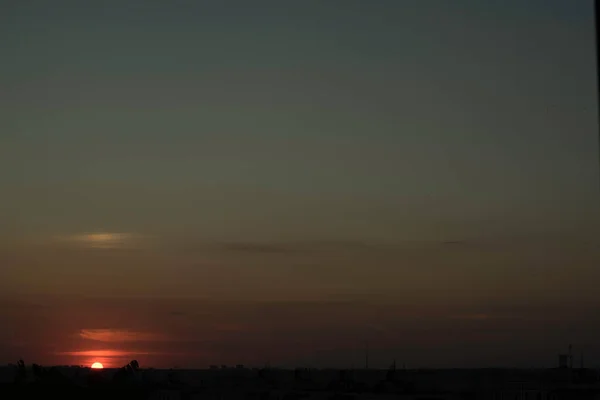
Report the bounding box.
[91,362,104,369]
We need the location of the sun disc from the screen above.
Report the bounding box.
[91,362,104,369]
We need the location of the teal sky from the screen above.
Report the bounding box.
[0,0,599,368]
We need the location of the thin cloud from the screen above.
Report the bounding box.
[169,311,186,317]
[212,323,246,333]
[447,313,532,321]
[79,329,170,343]
[448,313,491,321]
[441,240,468,246]
[51,232,151,250]
[55,349,204,357]
[218,242,296,254]
[56,350,155,357]
[200,240,387,255]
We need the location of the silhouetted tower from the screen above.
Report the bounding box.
[569,344,573,369]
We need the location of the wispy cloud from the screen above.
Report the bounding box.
[55,349,203,358]
[51,232,150,249]
[446,313,534,321]
[218,242,296,254]
[191,240,388,255]
[448,313,492,321]
[212,322,246,333]
[56,350,155,357]
[441,240,468,246]
[79,329,169,343]
[169,311,186,317]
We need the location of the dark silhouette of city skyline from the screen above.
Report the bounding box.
[3,355,600,399]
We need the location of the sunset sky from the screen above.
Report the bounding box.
[1,0,599,369]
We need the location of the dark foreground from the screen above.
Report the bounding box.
[2,360,600,400]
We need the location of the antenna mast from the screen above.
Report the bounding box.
[568,344,574,384]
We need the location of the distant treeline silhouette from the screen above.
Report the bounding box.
[12,358,142,386]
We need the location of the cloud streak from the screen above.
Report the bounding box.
[448,313,493,321]
[79,329,169,343]
[51,232,150,250]
[217,242,297,254]
[56,350,156,357]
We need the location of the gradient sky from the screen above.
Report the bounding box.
[1,0,599,369]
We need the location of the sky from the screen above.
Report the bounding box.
[0,0,599,369]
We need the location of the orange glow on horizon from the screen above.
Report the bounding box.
[91,362,104,369]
